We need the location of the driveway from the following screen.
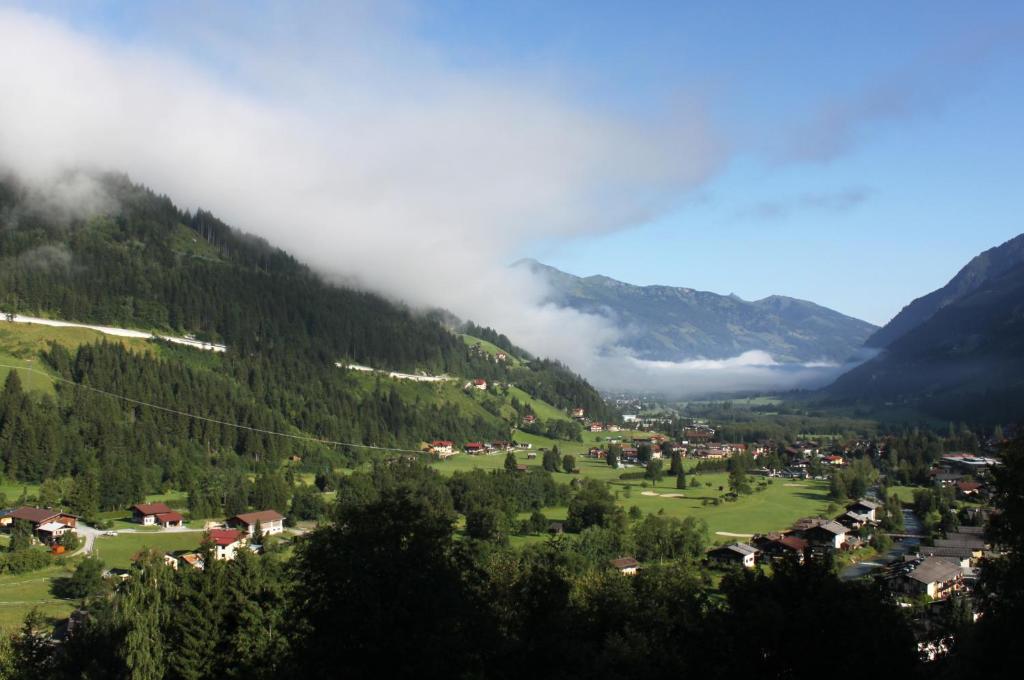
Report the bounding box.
[71,522,102,556]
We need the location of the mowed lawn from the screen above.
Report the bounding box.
[433,451,832,542]
[94,532,205,569]
[0,564,77,631]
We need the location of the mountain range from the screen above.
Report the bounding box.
[517,259,877,365]
[827,233,1024,423]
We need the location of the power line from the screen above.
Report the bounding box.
[0,362,430,456]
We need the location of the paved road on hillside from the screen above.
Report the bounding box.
[840,509,922,581]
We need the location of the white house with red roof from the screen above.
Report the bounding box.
[429,440,456,458]
[207,529,246,560]
[227,510,285,536]
[131,503,185,528]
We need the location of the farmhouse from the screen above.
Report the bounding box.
[464,442,485,454]
[589,422,604,432]
[207,529,246,561]
[846,499,881,523]
[1,507,78,544]
[956,481,982,498]
[430,440,454,455]
[799,519,848,550]
[898,557,964,600]
[228,510,285,536]
[610,557,640,575]
[522,415,537,424]
[707,543,758,568]
[758,535,808,563]
[130,503,185,528]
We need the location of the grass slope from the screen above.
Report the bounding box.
[459,334,523,366]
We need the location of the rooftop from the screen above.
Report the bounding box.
[230,510,285,525]
[906,557,962,584]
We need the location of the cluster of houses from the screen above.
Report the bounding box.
[926,453,997,502]
[164,510,286,571]
[584,435,763,466]
[0,507,79,546]
[428,439,523,457]
[0,503,287,570]
[879,526,988,601]
[466,342,510,364]
[705,498,884,569]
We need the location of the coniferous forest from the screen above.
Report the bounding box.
[0,172,612,516]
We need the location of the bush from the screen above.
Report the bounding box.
[58,532,81,551]
[0,549,52,575]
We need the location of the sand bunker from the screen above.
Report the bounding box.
[715,531,753,537]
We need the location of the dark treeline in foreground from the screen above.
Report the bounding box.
[6,438,1022,679]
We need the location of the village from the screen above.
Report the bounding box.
[0,502,290,577]
[421,401,1003,660]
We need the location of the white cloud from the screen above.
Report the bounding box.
[0,5,852,395]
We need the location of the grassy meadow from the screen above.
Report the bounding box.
[432,450,831,542]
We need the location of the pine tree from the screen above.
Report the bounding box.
[504,451,517,473]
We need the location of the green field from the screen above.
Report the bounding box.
[93,532,205,569]
[0,480,42,505]
[0,564,77,631]
[433,451,831,540]
[507,386,571,422]
[888,485,926,504]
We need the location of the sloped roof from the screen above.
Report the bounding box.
[7,507,61,524]
[230,510,285,526]
[807,520,847,535]
[777,536,808,551]
[207,529,244,546]
[850,499,881,510]
[712,543,757,557]
[132,503,174,516]
[907,558,961,584]
[610,557,640,570]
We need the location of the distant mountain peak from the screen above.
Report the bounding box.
[517,259,876,364]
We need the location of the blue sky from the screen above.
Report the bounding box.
[414,1,1024,324]
[7,1,1024,328]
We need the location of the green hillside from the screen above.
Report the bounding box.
[459,333,524,366]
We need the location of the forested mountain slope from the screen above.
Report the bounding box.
[827,260,1024,424]
[0,171,612,510]
[865,232,1024,348]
